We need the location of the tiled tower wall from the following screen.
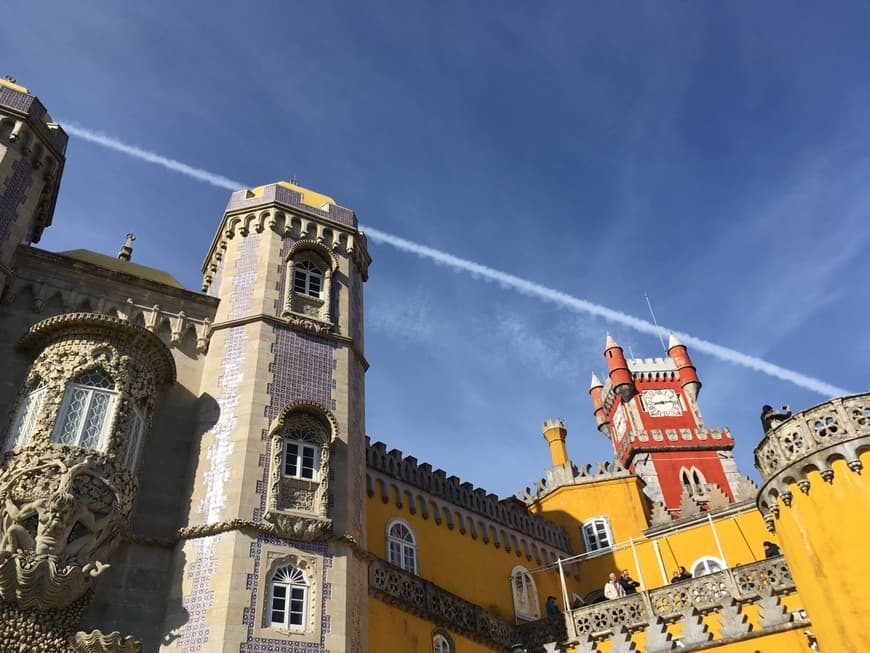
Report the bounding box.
[164,211,367,653]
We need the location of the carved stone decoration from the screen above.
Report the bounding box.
[0,445,134,608]
[0,591,91,652]
[71,630,141,653]
[263,401,337,538]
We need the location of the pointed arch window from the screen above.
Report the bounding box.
[269,565,309,631]
[51,369,116,450]
[293,261,323,299]
[511,565,540,620]
[387,519,418,574]
[680,466,708,498]
[4,380,46,451]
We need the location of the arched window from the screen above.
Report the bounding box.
[4,379,46,451]
[283,429,320,481]
[691,556,725,577]
[269,565,308,631]
[581,516,614,553]
[432,632,453,653]
[511,565,540,620]
[124,401,149,471]
[387,520,417,574]
[51,369,116,450]
[293,261,323,299]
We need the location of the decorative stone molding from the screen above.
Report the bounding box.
[367,439,570,551]
[369,555,562,652]
[0,591,90,652]
[7,313,175,468]
[264,402,338,539]
[70,630,141,653]
[0,445,134,608]
[518,460,633,505]
[754,392,870,530]
[567,557,805,650]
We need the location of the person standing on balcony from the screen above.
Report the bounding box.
[545,595,559,617]
[619,569,641,594]
[604,572,626,599]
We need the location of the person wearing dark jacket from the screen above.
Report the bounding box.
[619,569,641,594]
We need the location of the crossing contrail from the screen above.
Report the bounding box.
[60,122,851,398]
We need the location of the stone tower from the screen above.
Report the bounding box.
[590,333,749,518]
[163,182,371,651]
[0,76,66,298]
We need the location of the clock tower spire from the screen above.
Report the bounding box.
[590,334,745,519]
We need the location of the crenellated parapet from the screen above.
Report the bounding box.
[366,439,571,553]
[565,556,806,652]
[518,460,633,505]
[754,392,870,530]
[201,182,371,292]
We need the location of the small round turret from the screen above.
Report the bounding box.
[604,334,635,401]
[668,332,701,400]
[542,418,569,467]
[589,371,608,433]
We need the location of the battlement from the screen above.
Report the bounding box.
[0,83,67,155]
[542,417,566,432]
[627,356,677,373]
[517,459,634,504]
[225,182,357,227]
[366,439,571,550]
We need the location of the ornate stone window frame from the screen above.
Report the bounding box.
[511,565,540,621]
[580,516,614,554]
[281,240,338,334]
[680,466,709,500]
[386,517,418,574]
[264,400,339,539]
[255,547,321,644]
[50,368,118,451]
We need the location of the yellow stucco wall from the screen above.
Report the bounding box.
[770,452,870,652]
[369,596,500,653]
[367,479,565,622]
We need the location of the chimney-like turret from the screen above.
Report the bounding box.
[589,371,608,434]
[604,334,635,401]
[668,332,701,400]
[542,418,569,467]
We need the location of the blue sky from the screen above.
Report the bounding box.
[4,1,870,498]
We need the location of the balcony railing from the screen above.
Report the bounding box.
[566,556,806,652]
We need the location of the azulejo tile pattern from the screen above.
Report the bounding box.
[0,158,33,245]
[178,233,261,651]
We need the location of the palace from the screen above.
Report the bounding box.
[1,78,868,653]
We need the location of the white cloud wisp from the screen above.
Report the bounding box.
[62,123,851,398]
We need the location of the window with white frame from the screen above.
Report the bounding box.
[511,565,540,620]
[432,632,453,653]
[51,370,116,450]
[581,516,614,553]
[4,380,46,451]
[293,261,323,299]
[691,556,725,577]
[283,430,320,480]
[124,402,148,471]
[387,520,418,574]
[269,565,308,631]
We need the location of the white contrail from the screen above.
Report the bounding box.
[62,123,851,397]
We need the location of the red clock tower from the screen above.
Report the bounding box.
[589,333,743,518]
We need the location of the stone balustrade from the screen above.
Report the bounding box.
[566,557,806,652]
[754,392,870,526]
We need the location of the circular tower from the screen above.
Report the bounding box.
[754,392,870,652]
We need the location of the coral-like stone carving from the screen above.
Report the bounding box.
[0,445,134,608]
[71,629,141,653]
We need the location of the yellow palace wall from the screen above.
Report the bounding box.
[367,478,566,622]
[530,477,778,599]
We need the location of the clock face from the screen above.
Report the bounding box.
[642,389,683,417]
[612,405,627,439]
